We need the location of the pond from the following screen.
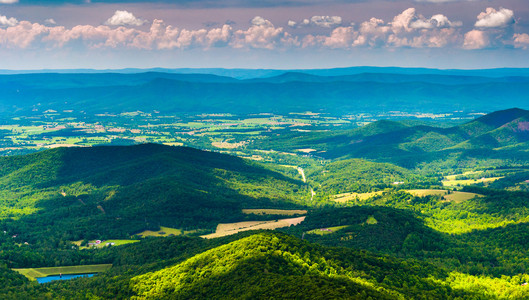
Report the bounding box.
[36,273,96,284]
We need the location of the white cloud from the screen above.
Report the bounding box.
[322,26,356,48]
[0,14,18,27]
[514,33,529,49]
[475,7,514,28]
[44,19,56,25]
[105,10,146,27]
[288,16,342,28]
[231,16,295,50]
[410,14,462,29]
[310,16,342,28]
[463,29,489,49]
[0,0,18,3]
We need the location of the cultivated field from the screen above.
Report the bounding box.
[406,189,448,197]
[442,172,503,187]
[333,191,384,203]
[242,209,307,216]
[443,192,483,203]
[201,216,306,239]
[13,264,112,280]
[406,189,482,203]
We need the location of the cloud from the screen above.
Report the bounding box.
[231,16,295,49]
[0,0,18,3]
[105,10,146,27]
[514,33,529,49]
[0,14,18,27]
[410,14,462,29]
[463,29,489,49]
[310,16,342,28]
[44,18,56,25]
[475,7,515,28]
[289,15,342,28]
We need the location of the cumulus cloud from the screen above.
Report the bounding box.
[475,7,515,28]
[44,18,56,25]
[0,0,18,3]
[105,10,146,27]
[514,33,529,49]
[410,14,462,29]
[463,29,489,49]
[289,15,342,28]
[0,14,18,27]
[310,16,342,28]
[231,16,295,49]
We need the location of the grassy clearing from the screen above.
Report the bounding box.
[242,209,307,216]
[333,191,384,203]
[443,192,483,203]
[135,226,185,237]
[406,189,482,203]
[13,264,112,280]
[201,216,305,239]
[442,177,503,187]
[72,239,139,249]
[406,189,448,197]
[307,225,349,235]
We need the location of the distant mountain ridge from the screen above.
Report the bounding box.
[1,71,528,115]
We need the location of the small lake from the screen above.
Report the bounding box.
[36,273,96,284]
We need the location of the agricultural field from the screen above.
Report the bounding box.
[332,191,385,203]
[13,264,112,280]
[406,189,483,203]
[201,216,306,239]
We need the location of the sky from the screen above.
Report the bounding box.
[0,0,528,70]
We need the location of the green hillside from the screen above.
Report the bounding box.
[253,108,529,170]
[0,144,308,244]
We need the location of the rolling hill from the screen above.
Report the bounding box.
[253,108,529,168]
[0,144,308,243]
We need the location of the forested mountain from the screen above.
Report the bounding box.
[0,144,307,243]
[254,108,529,167]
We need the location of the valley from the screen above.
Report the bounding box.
[0,70,529,299]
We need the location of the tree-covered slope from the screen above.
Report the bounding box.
[129,231,529,299]
[0,144,308,243]
[252,108,529,168]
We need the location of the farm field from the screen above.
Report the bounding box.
[13,264,112,280]
[332,191,385,203]
[406,189,482,202]
[443,191,483,203]
[201,216,306,239]
[442,177,503,187]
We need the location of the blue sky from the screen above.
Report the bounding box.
[0,0,528,70]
